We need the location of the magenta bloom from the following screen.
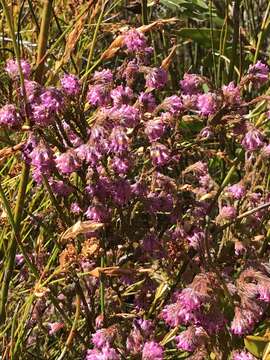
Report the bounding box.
[145,118,166,142]
[85,204,110,223]
[242,128,264,151]
[232,350,256,360]
[230,307,256,336]
[0,104,22,128]
[219,206,237,220]
[162,95,183,115]
[180,73,202,95]
[175,326,200,352]
[138,92,156,112]
[55,151,81,175]
[248,61,269,86]
[111,156,131,174]
[227,183,246,200]
[60,74,80,96]
[111,85,133,107]
[222,81,241,105]
[87,84,110,107]
[146,68,168,89]
[197,93,217,116]
[23,80,42,102]
[186,228,205,250]
[124,28,147,52]
[142,341,163,360]
[40,87,64,113]
[117,105,140,128]
[92,69,113,84]
[150,143,170,166]
[109,126,129,154]
[31,103,53,126]
[86,345,120,360]
[5,59,31,79]
[92,328,114,349]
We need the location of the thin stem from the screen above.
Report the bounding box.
[34,0,53,83]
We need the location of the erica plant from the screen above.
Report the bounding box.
[1,23,270,360]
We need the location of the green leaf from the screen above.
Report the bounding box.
[244,336,269,358]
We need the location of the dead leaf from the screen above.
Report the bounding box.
[161,45,177,71]
[60,220,104,242]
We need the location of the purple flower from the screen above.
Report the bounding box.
[55,151,81,175]
[117,105,140,128]
[142,341,163,360]
[40,87,64,113]
[175,326,200,352]
[30,142,55,174]
[222,82,241,105]
[162,95,183,115]
[150,143,170,167]
[5,59,31,79]
[138,92,156,112]
[178,287,204,311]
[124,28,147,52]
[87,84,110,107]
[262,144,270,158]
[197,93,217,116]
[227,183,246,200]
[187,228,205,250]
[111,179,131,206]
[60,74,80,96]
[85,204,110,223]
[75,144,102,166]
[258,281,270,302]
[23,80,42,102]
[232,350,256,360]
[230,307,256,336]
[109,126,129,154]
[50,180,72,196]
[0,104,22,128]
[92,69,113,84]
[145,118,166,142]
[92,328,114,349]
[86,345,120,360]
[248,61,269,87]
[110,85,133,107]
[242,128,264,151]
[111,156,131,174]
[219,206,237,220]
[180,73,203,95]
[31,103,53,126]
[145,68,167,89]
[70,202,82,214]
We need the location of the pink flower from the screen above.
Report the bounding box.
[242,128,264,151]
[222,82,241,105]
[197,93,217,116]
[5,59,31,79]
[146,68,167,89]
[150,143,170,167]
[232,350,257,360]
[248,61,269,87]
[180,73,203,95]
[219,206,237,220]
[142,341,163,360]
[124,28,147,52]
[0,104,22,128]
[60,74,80,96]
[227,183,246,200]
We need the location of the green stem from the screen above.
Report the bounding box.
[34,0,53,83]
[81,1,107,97]
[228,0,240,81]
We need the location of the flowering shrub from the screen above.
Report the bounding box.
[1,27,270,359]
